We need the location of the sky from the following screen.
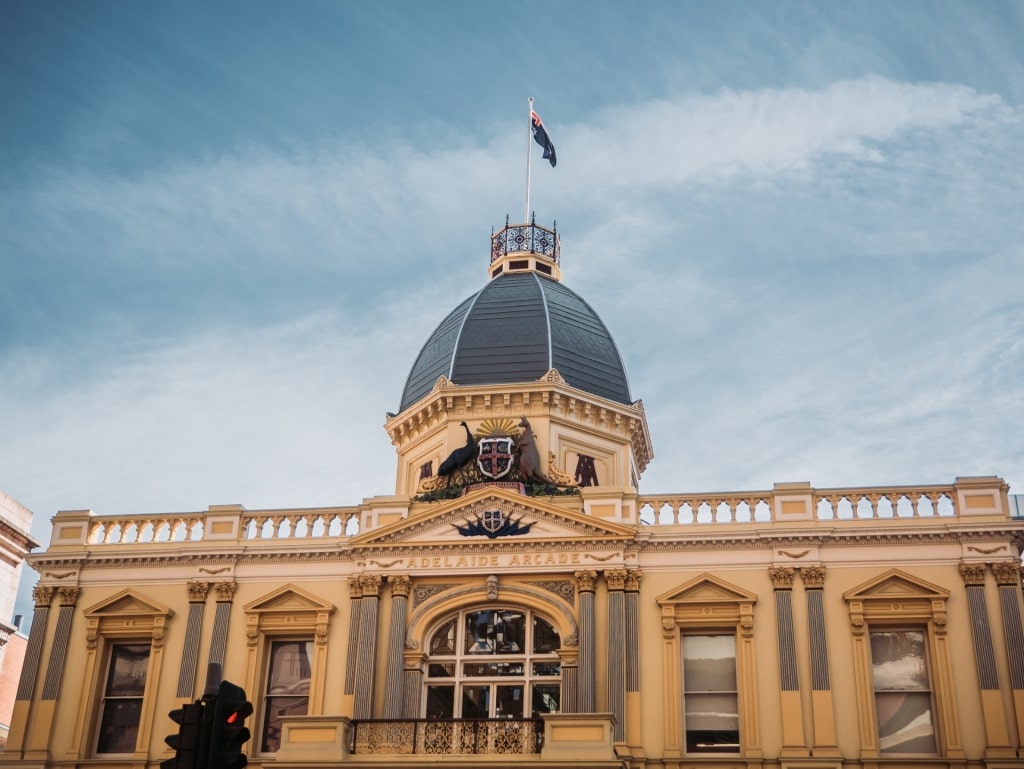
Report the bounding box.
[2,0,1023,625]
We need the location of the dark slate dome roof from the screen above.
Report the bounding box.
[399,272,631,412]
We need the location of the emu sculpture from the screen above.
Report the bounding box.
[438,421,475,476]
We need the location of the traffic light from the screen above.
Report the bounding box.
[208,680,253,769]
[162,701,207,769]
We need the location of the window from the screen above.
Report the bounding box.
[656,574,759,757]
[424,607,561,719]
[683,634,739,753]
[869,630,936,754]
[260,640,314,753]
[243,584,333,754]
[95,643,150,754]
[844,569,956,757]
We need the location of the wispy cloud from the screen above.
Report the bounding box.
[2,75,1021,527]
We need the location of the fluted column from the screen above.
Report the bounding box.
[344,578,364,697]
[991,561,1024,753]
[960,563,1013,755]
[800,566,839,756]
[770,567,807,756]
[992,561,1024,747]
[5,585,56,753]
[624,570,643,753]
[41,587,79,700]
[177,581,210,697]
[353,575,382,719]
[606,569,626,741]
[575,570,597,713]
[208,581,236,667]
[383,575,411,718]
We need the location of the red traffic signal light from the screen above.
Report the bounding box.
[161,702,206,769]
[208,680,253,769]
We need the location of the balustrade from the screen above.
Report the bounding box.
[66,481,1001,547]
[351,718,542,755]
[81,507,361,545]
[637,484,959,526]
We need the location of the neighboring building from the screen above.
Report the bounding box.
[0,492,38,749]
[1,220,1023,769]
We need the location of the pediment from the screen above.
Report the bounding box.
[84,589,172,619]
[244,584,335,615]
[352,486,635,549]
[657,573,758,607]
[844,569,949,602]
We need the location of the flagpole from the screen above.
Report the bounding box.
[525,96,533,223]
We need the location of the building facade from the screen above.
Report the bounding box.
[2,221,1023,769]
[0,491,37,749]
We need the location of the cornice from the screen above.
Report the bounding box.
[23,519,1020,573]
[385,376,653,474]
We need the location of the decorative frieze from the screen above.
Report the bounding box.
[959,563,987,586]
[214,581,237,602]
[187,580,210,602]
[574,570,598,593]
[625,569,642,592]
[32,584,56,607]
[525,580,574,602]
[799,565,826,588]
[991,561,1023,586]
[389,574,412,598]
[360,574,384,598]
[605,568,628,591]
[769,566,795,589]
[413,583,454,606]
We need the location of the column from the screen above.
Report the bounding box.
[960,563,1013,755]
[208,581,236,667]
[800,565,839,755]
[605,569,626,742]
[5,584,56,754]
[624,569,643,756]
[37,587,79,760]
[575,570,597,713]
[402,651,425,719]
[177,581,210,698]
[383,575,411,719]
[992,562,1024,750]
[41,587,79,700]
[770,567,807,756]
[353,575,382,719]
[344,578,364,697]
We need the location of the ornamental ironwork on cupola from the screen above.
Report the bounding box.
[489,214,561,281]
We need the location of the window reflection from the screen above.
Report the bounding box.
[683,635,739,753]
[424,607,560,719]
[870,630,936,754]
[261,640,313,753]
[96,643,150,754]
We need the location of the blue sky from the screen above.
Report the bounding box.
[2,1,1023,623]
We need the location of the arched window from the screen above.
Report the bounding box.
[424,607,561,719]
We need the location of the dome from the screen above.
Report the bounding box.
[399,271,632,412]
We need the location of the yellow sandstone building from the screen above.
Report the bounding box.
[3,220,1023,769]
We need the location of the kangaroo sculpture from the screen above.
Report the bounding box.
[517,417,552,484]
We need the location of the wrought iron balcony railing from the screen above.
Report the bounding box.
[491,215,559,264]
[351,718,543,755]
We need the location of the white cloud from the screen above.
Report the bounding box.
[2,74,1022,543]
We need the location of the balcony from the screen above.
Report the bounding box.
[352,718,542,755]
[270,713,622,766]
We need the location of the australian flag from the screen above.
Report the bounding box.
[531,110,557,167]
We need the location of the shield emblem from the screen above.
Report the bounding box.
[481,509,505,534]
[477,437,514,479]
